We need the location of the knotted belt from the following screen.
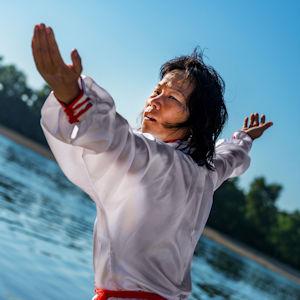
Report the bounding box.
[93,288,166,299]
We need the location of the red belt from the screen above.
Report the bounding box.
[94,288,166,299]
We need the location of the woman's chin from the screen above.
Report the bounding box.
[141,123,158,136]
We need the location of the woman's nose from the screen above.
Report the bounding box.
[148,96,161,110]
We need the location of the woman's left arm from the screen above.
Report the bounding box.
[211,112,273,191]
[212,130,253,191]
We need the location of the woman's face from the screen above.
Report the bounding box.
[141,70,195,142]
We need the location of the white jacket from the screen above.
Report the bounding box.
[40,75,253,299]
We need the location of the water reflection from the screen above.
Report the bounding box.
[197,282,232,299]
[192,236,300,299]
[0,135,96,299]
[195,238,245,281]
[0,134,300,300]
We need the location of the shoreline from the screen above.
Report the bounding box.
[0,125,54,160]
[1,124,299,286]
[203,227,300,285]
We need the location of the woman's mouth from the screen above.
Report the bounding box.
[144,115,156,122]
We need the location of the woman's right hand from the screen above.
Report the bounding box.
[241,112,273,140]
[31,23,82,104]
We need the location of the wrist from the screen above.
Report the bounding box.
[241,130,254,141]
[53,82,81,105]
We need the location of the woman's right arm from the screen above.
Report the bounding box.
[40,75,164,208]
[32,23,165,208]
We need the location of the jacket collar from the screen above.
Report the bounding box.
[134,129,194,155]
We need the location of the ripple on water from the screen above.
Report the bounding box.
[0,134,299,300]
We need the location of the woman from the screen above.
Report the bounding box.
[32,23,273,299]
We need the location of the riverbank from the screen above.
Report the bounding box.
[0,125,54,160]
[203,227,300,285]
[1,124,299,286]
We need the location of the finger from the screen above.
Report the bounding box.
[261,114,266,124]
[262,121,273,131]
[253,112,259,126]
[250,113,255,127]
[243,116,248,128]
[32,24,44,72]
[39,23,53,68]
[71,49,82,75]
[46,26,65,67]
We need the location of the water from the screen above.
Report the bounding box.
[0,134,299,300]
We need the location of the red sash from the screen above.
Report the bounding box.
[93,288,166,299]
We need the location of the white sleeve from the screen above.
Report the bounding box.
[211,130,253,191]
[40,75,170,207]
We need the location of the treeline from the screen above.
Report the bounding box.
[0,56,49,146]
[0,56,299,272]
[207,177,300,272]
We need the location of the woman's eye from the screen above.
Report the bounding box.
[169,95,178,101]
[152,90,179,102]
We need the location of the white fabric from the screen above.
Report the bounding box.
[40,75,253,299]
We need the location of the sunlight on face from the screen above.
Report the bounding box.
[141,70,195,142]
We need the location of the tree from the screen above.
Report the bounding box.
[0,56,48,146]
[207,177,248,239]
[244,176,282,252]
[269,210,300,268]
[31,84,51,114]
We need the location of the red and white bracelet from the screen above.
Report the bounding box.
[55,88,93,124]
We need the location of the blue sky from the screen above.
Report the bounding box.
[0,1,299,212]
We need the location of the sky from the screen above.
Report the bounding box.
[0,0,299,212]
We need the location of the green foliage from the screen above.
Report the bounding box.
[31,84,51,114]
[208,175,299,271]
[244,177,282,252]
[269,210,300,267]
[0,56,48,146]
[207,177,247,237]
[245,177,281,227]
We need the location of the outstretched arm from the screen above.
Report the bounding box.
[212,112,273,191]
[32,23,186,211]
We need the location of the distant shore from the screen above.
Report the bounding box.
[0,125,54,160]
[1,124,300,286]
[203,227,300,285]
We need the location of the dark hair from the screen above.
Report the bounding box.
[138,47,228,171]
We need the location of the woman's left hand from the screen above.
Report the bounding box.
[241,113,273,140]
